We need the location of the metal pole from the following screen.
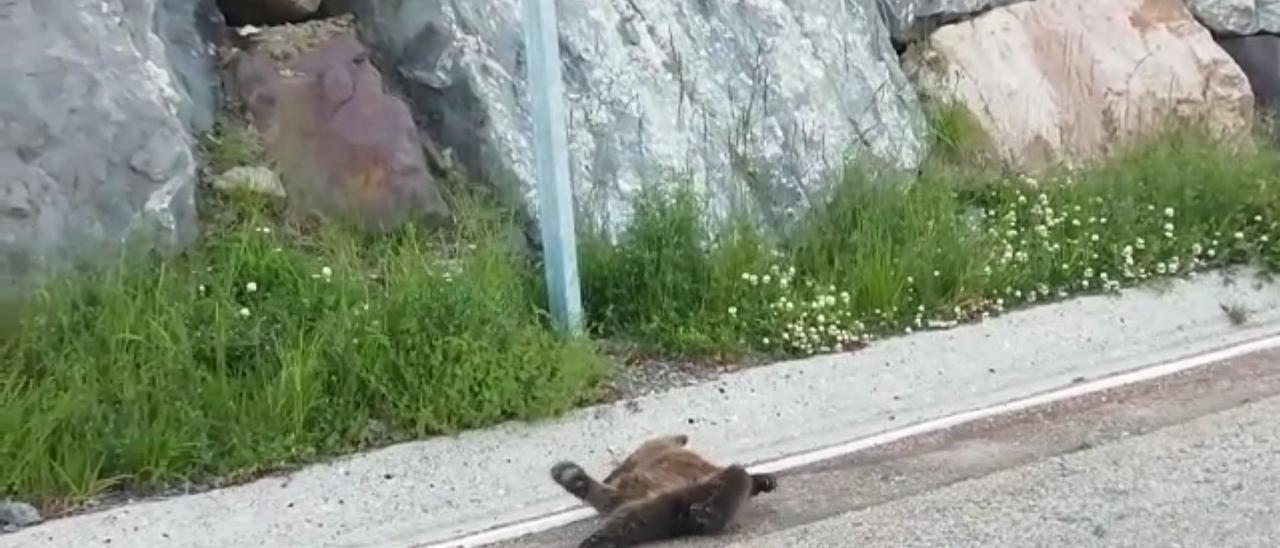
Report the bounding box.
[522,0,584,335]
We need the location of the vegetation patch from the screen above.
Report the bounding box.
[0,189,606,512]
[581,126,1280,357]
[2,118,1279,513]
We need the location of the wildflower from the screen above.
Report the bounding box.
[246,281,258,293]
[728,306,738,316]
[1235,231,1245,240]
[1164,207,1175,218]
[321,266,333,279]
[239,307,251,318]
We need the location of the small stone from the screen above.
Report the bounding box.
[212,166,287,198]
[0,500,42,527]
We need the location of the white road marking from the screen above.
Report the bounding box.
[415,332,1280,548]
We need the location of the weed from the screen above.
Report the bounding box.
[581,125,1280,357]
[1219,302,1251,326]
[0,200,605,510]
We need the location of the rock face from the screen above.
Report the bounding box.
[877,0,1028,46]
[328,0,929,236]
[230,18,451,232]
[904,0,1254,170]
[1218,34,1280,116]
[1184,0,1280,36]
[0,0,223,309]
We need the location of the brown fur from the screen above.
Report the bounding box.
[550,434,777,548]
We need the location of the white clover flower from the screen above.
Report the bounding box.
[762,275,772,284]
[728,306,738,316]
[1090,234,1100,242]
[321,266,333,279]
[246,281,258,293]
[1235,231,1245,240]
[239,307,251,318]
[1164,207,1175,218]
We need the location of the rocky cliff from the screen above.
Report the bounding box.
[2,0,1278,311]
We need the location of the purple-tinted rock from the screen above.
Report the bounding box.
[232,23,450,233]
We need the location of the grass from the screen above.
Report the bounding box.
[3,116,1280,513]
[0,190,606,511]
[581,125,1280,357]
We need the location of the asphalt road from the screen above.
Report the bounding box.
[496,347,1280,548]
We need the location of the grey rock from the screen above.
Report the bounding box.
[877,0,1029,45]
[156,0,228,134]
[1218,34,1280,115]
[212,166,287,198]
[0,500,41,527]
[1185,0,1280,36]
[0,0,215,309]
[328,0,929,237]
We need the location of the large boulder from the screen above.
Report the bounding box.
[327,0,929,236]
[1217,33,1280,116]
[229,17,451,232]
[877,0,1028,46]
[903,0,1254,170]
[1183,0,1280,36]
[0,0,224,313]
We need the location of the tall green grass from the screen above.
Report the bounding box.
[0,192,605,510]
[581,126,1280,357]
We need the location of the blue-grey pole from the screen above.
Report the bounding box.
[522,0,584,335]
